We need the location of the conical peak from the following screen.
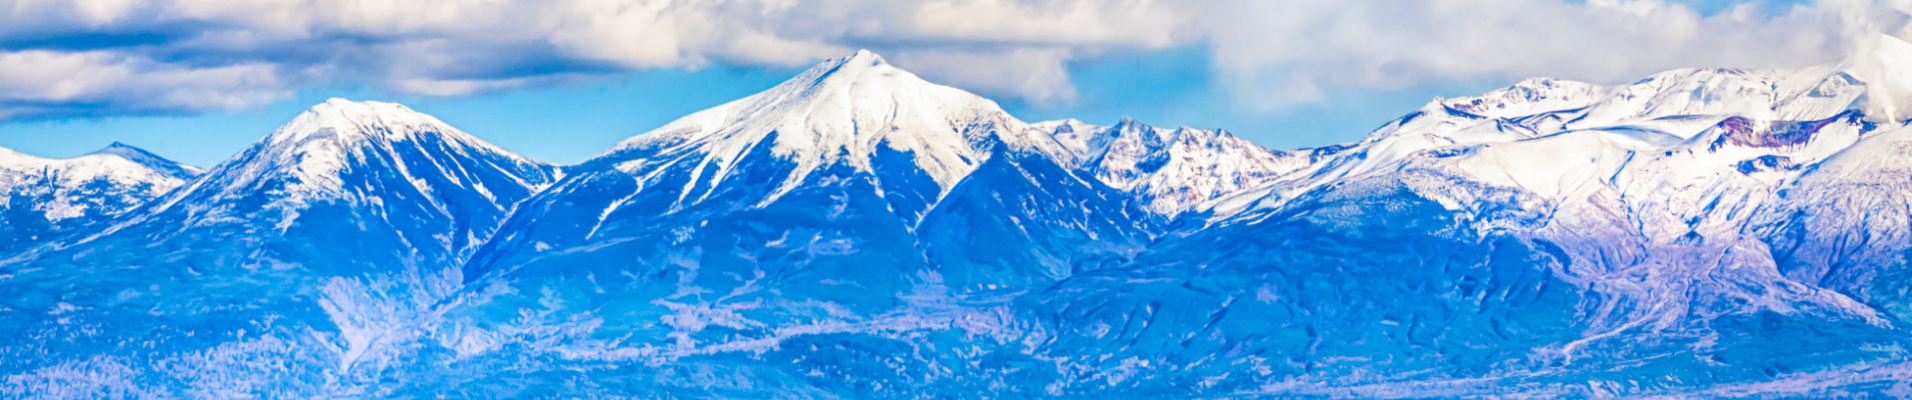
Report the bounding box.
[90,141,155,158]
[830,49,891,73]
[608,48,1013,157]
[598,48,1028,204]
[847,49,886,66]
[782,49,928,97]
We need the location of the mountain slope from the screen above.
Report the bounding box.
[0,143,201,252]
[0,99,556,396]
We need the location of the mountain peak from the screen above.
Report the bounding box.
[183,98,550,202]
[1106,117,1181,146]
[253,98,535,167]
[798,49,925,96]
[89,141,155,158]
[271,98,450,144]
[805,49,893,80]
[600,49,1024,202]
[846,48,886,66]
[84,142,204,178]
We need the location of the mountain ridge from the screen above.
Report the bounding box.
[11,40,1912,397]
[0,141,202,252]
[0,98,564,396]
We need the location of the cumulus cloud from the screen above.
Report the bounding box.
[0,0,1187,118]
[0,0,1906,120]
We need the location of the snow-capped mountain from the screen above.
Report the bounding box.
[0,143,201,251]
[589,50,1031,203]
[1024,36,1912,397]
[459,50,1284,288]
[432,47,1912,397]
[0,99,556,396]
[17,39,1912,398]
[131,98,560,257]
[447,50,1157,359]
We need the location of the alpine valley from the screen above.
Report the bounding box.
[15,36,1912,398]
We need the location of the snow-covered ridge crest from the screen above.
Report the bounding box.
[268,98,534,163]
[0,143,202,188]
[89,142,206,179]
[1044,117,1321,217]
[219,98,541,197]
[271,98,458,144]
[1443,77,1612,119]
[1208,51,1887,225]
[134,98,557,222]
[1430,66,1862,139]
[600,50,1029,204]
[0,143,202,222]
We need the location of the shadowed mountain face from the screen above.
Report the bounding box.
[14,39,1912,398]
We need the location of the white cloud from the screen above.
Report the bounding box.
[0,50,286,118]
[0,0,1906,119]
[1849,32,1912,120]
[69,0,144,25]
[393,77,543,98]
[907,0,1182,47]
[890,47,1080,103]
[0,0,1185,118]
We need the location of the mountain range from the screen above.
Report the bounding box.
[9,38,1912,397]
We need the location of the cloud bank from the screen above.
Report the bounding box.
[0,0,1907,119]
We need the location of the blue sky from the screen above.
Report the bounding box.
[0,0,1890,166]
